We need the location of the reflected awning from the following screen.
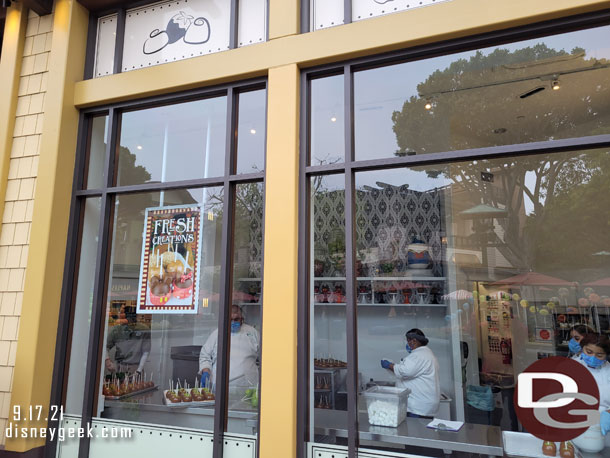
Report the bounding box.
[490,271,575,286]
[442,289,474,301]
[459,204,508,218]
[584,277,610,287]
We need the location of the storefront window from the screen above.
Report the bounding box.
[59,82,266,457]
[305,23,610,458]
[310,174,347,438]
[354,25,610,161]
[117,96,227,186]
[236,90,267,174]
[65,198,102,414]
[310,75,344,166]
[226,182,264,432]
[86,116,108,189]
[99,187,222,430]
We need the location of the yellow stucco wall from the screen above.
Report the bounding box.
[1,0,609,454]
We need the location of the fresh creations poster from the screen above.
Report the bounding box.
[137,205,202,314]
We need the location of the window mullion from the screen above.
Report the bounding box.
[344,64,359,458]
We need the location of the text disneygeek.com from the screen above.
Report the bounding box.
[5,424,132,441]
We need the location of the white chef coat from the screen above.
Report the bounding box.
[572,354,610,411]
[393,345,440,416]
[199,323,260,387]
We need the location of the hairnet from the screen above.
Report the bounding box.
[406,332,429,346]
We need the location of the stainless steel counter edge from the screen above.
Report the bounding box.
[105,400,258,419]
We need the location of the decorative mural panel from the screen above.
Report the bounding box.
[122,0,230,72]
[238,0,267,47]
[312,0,344,31]
[352,0,453,22]
[91,0,267,77]
[94,14,118,78]
[313,185,443,277]
[311,0,453,31]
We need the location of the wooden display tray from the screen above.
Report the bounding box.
[104,385,158,400]
[162,389,215,408]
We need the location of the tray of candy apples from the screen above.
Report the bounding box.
[163,379,215,407]
[314,355,347,369]
[103,372,157,400]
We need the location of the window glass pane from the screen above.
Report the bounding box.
[117,97,227,186]
[304,148,610,456]
[310,75,344,166]
[86,116,108,189]
[65,197,101,413]
[354,25,610,161]
[354,168,456,455]
[226,182,264,434]
[98,187,223,433]
[236,89,266,174]
[309,174,347,442]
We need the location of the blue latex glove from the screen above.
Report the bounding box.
[200,371,210,388]
[381,359,392,370]
[601,411,610,435]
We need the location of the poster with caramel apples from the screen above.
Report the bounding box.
[137,205,202,314]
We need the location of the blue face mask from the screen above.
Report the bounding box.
[231,321,241,333]
[581,353,605,368]
[568,338,582,354]
[405,342,412,354]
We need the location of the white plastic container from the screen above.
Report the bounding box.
[362,386,410,427]
[572,425,604,453]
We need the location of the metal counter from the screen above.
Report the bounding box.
[314,409,503,457]
[102,389,258,435]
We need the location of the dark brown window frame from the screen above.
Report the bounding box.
[47,77,268,458]
[297,9,610,458]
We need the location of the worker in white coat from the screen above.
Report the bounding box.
[199,304,260,390]
[381,328,440,418]
[572,333,610,438]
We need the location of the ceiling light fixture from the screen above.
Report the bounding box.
[330,116,337,122]
[250,129,256,134]
[424,99,433,110]
[551,80,560,91]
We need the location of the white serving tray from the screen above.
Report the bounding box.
[503,431,583,458]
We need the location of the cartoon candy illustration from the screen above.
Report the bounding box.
[184,17,210,44]
[143,11,211,55]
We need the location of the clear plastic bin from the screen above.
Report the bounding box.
[362,386,411,427]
